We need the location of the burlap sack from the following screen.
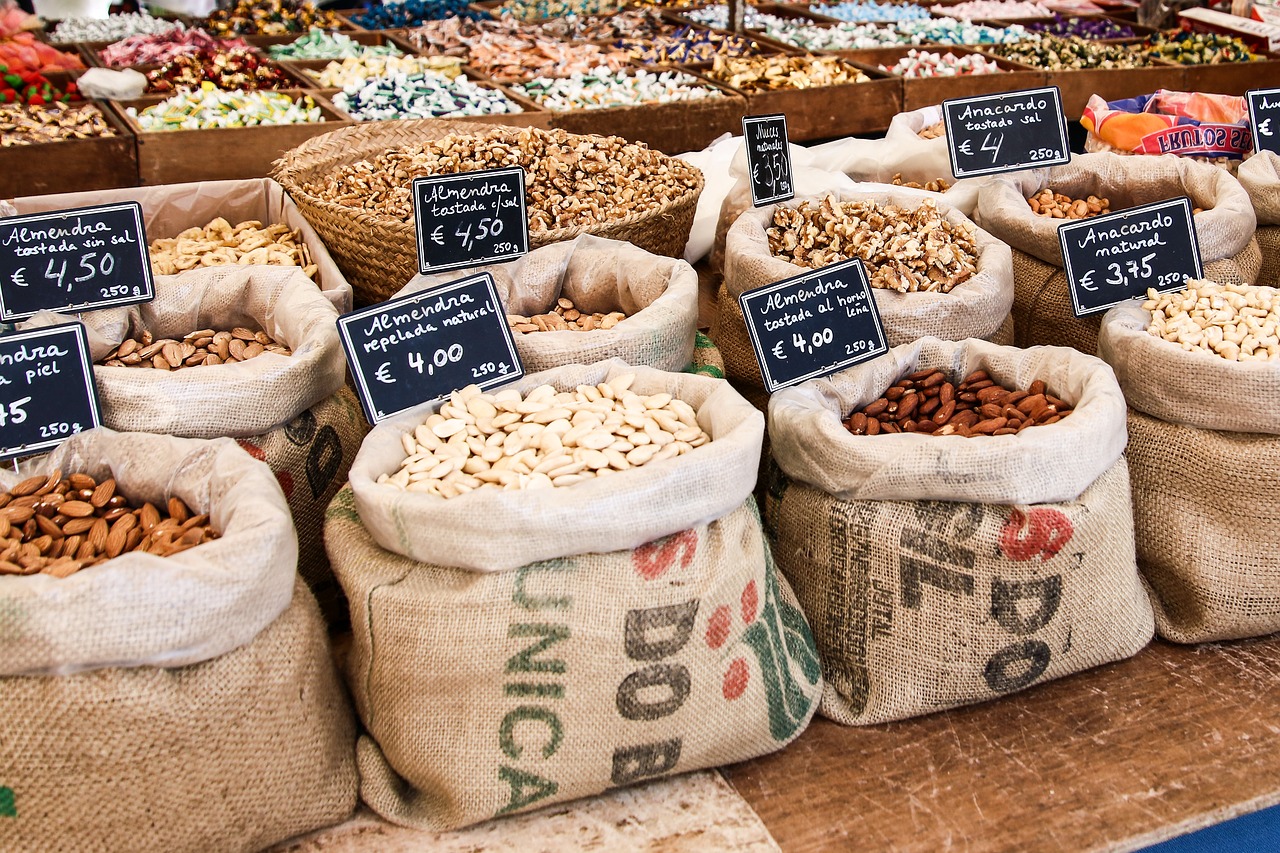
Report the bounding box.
[975,152,1261,352]
[348,360,763,571]
[768,337,1129,505]
[326,489,821,830]
[1237,150,1280,285]
[0,577,358,852]
[718,188,1015,392]
[0,429,295,676]
[763,456,1153,725]
[687,330,725,379]
[395,235,699,374]
[1126,408,1280,643]
[19,266,365,626]
[1099,301,1280,434]
[1098,301,1280,641]
[8,178,353,311]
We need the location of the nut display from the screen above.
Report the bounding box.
[305,55,463,88]
[146,50,293,94]
[507,297,626,332]
[379,376,709,496]
[400,17,631,82]
[513,68,723,110]
[99,28,252,67]
[985,34,1152,69]
[536,9,672,40]
[206,0,340,36]
[50,13,180,44]
[317,127,700,233]
[918,120,945,139]
[892,173,952,192]
[843,368,1073,436]
[934,0,1052,18]
[1027,14,1135,39]
[1144,279,1280,361]
[810,0,931,22]
[268,30,403,60]
[0,102,115,146]
[129,88,324,130]
[1142,30,1260,64]
[334,73,523,121]
[1027,188,1110,219]
[148,218,317,279]
[768,196,979,292]
[706,55,870,91]
[0,470,219,577]
[99,327,292,369]
[615,27,764,64]
[879,48,1004,77]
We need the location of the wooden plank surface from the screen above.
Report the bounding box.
[722,634,1280,852]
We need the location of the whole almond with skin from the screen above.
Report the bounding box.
[90,479,116,507]
[87,517,109,551]
[168,497,190,524]
[104,523,128,559]
[67,473,96,491]
[10,474,45,497]
[34,515,63,538]
[60,500,95,518]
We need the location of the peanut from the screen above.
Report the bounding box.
[843,368,1073,437]
[379,377,710,497]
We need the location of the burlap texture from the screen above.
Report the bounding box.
[21,266,346,439]
[10,178,353,311]
[234,387,369,628]
[349,360,763,571]
[1099,301,1280,434]
[763,457,1152,725]
[0,430,296,676]
[1127,408,1280,643]
[325,489,821,830]
[0,577,358,852]
[396,235,699,374]
[687,330,725,379]
[768,337,1128,505]
[1237,151,1280,284]
[978,153,1262,352]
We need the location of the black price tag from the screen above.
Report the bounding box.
[1059,197,1202,317]
[412,167,530,274]
[739,258,888,393]
[1247,87,1280,155]
[0,202,154,322]
[943,86,1071,179]
[337,271,524,424]
[742,113,795,207]
[0,323,101,462]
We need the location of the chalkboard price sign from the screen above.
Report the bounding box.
[1247,87,1280,155]
[0,202,154,322]
[0,322,101,462]
[943,86,1071,179]
[1059,196,1202,317]
[739,257,888,393]
[337,272,524,424]
[743,114,795,207]
[412,167,530,274]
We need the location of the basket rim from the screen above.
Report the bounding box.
[272,121,707,245]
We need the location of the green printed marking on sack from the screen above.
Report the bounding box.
[0,787,14,818]
[496,558,576,817]
[324,487,361,526]
[685,331,726,379]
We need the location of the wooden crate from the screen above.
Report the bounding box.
[1178,55,1280,98]
[0,101,138,197]
[311,76,555,130]
[1047,63,1186,118]
[112,92,354,185]
[837,46,1048,112]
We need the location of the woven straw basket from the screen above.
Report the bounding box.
[273,119,705,305]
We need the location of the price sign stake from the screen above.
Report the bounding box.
[943,86,1071,179]
[0,202,154,322]
[337,271,524,424]
[412,167,530,274]
[1059,196,1202,317]
[739,258,888,393]
[743,114,795,207]
[0,322,101,461]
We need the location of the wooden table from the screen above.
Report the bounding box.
[723,633,1280,851]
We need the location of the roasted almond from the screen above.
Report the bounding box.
[60,500,96,518]
[90,478,116,508]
